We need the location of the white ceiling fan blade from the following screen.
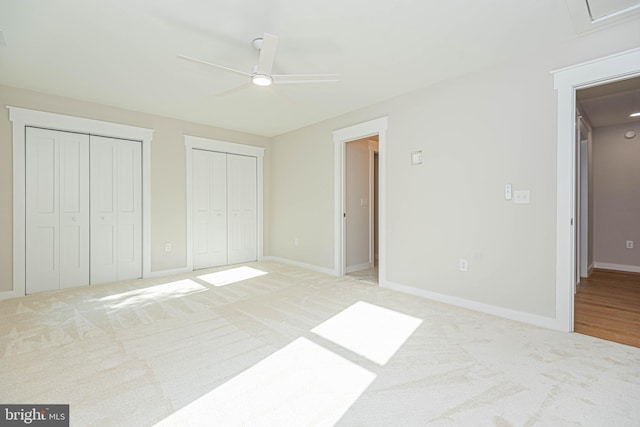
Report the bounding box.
[216,82,252,97]
[256,33,278,76]
[272,74,340,84]
[177,55,251,78]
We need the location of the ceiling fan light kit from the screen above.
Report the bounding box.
[178,32,339,96]
[252,74,273,86]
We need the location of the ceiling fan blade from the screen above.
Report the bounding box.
[272,74,340,84]
[256,33,278,76]
[216,82,253,97]
[177,55,251,77]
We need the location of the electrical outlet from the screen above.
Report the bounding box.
[164,243,172,252]
[626,240,634,249]
[459,258,468,272]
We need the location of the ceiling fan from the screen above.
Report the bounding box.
[178,33,339,96]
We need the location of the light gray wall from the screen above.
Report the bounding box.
[0,85,269,292]
[593,122,640,268]
[346,138,371,270]
[268,19,640,318]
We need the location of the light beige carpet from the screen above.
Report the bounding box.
[1,261,639,426]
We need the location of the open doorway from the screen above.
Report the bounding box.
[332,117,388,286]
[344,137,379,284]
[573,76,640,347]
[553,47,640,333]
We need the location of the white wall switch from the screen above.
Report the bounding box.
[164,243,172,252]
[411,150,422,165]
[459,258,468,272]
[626,240,634,249]
[513,190,530,204]
[504,183,512,200]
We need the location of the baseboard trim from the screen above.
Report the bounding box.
[382,280,561,331]
[346,262,373,273]
[0,289,23,301]
[146,267,192,278]
[593,262,640,274]
[262,256,337,276]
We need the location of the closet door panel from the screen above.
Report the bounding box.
[210,152,228,266]
[91,136,142,284]
[116,140,142,280]
[59,133,90,288]
[227,154,257,264]
[26,127,89,293]
[26,133,59,293]
[193,150,227,269]
[91,139,118,284]
[193,149,211,269]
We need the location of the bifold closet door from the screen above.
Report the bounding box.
[90,136,142,284]
[227,154,257,264]
[193,149,227,269]
[26,127,90,293]
[192,151,257,269]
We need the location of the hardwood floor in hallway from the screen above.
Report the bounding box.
[575,269,640,348]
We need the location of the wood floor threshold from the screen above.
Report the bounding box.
[574,269,640,348]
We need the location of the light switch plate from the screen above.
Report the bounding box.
[513,190,530,204]
[504,183,512,200]
[411,150,422,165]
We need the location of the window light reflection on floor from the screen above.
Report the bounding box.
[312,301,423,365]
[155,337,376,426]
[197,266,267,287]
[98,279,207,311]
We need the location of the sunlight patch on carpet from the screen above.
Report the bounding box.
[198,266,268,287]
[155,337,375,426]
[97,279,207,310]
[312,301,422,365]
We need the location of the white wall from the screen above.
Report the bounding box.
[593,122,640,270]
[0,85,269,292]
[345,138,371,271]
[268,18,640,319]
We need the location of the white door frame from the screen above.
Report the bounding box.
[6,106,153,300]
[577,114,593,280]
[332,117,388,282]
[368,142,378,269]
[552,47,640,332]
[184,135,265,271]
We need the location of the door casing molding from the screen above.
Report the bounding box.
[6,106,153,299]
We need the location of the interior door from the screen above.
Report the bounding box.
[91,136,142,284]
[227,154,257,264]
[26,127,90,293]
[193,149,227,269]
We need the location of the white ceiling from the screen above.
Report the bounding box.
[0,0,637,137]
